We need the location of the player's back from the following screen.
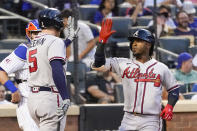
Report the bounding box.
[27,33,66,87]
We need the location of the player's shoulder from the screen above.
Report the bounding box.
[14,43,28,61]
[154,59,169,69]
[112,57,130,63]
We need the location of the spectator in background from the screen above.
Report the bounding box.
[173,11,197,37]
[144,0,182,9]
[0,85,13,105]
[94,0,119,26]
[174,52,197,84]
[62,9,97,69]
[182,1,197,29]
[148,5,176,37]
[86,71,121,104]
[119,0,133,8]
[123,0,152,26]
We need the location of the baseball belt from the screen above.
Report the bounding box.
[31,86,59,93]
[15,79,27,84]
[125,111,158,116]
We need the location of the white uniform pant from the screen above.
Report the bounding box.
[27,91,66,131]
[119,112,162,131]
[16,97,39,131]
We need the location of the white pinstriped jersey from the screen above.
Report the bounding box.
[0,43,29,97]
[27,33,66,87]
[103,57,179,115]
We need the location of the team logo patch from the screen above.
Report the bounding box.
[5,58,11,63]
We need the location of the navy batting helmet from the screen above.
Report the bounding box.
[128,29,155,56]
[38,8,63,31]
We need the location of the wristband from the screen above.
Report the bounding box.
[64,39,72,47]
[4,80,18,93]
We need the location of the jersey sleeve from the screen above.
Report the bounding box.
[105,57,126,76]
[14,44,27,60]
[48,38,66,63]
[162,65,179,92]
[0,52,25,74]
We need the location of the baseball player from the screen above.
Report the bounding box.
[92,19,180,131]
[26,8,78,131]
[0,19,41,131]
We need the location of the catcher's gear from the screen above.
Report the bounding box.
[26,19,41,42]
[38,8,64,31]
[160,104,173,121]
[128,29,155,56]
[99,19,116,44]
[66,16,80,42]
[56,99,70,120]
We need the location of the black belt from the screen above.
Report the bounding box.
[125,111,157,116]
[31,86,58,93]
[15,79,27,84]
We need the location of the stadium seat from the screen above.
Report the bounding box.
[136,16,152,26]
[129,26,149,36]
[0,53,10,61]
[183,93,197,99]
[0,39,26,49]
[81,0,92,4]
[67,61,88,94]
[189,45,197,56]
[159,37,190,66]
[108,17,132,43]
[119,7,128,16]
[79,5,98,21]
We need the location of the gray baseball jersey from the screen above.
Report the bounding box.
[103,57,178,115]
[27,33,66,87]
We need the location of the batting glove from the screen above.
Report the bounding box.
[67,16,80,42]
[160,104,173,121]
[56,99,71,120]
[99,19,116,44]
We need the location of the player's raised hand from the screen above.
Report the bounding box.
[56,99,71,120]
[67,16,80,42]
[11,90,21,103]
[160,104,173,121]
[99,19,116,44]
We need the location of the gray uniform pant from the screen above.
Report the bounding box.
[119,112,162,131]
[28,91,66,131]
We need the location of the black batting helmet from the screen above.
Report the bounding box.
[128,29,155,56]
[38,8,64,31]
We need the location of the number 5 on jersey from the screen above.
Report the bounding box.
[29,49,37,73]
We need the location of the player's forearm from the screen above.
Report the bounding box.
[88,86,109,99]
[0,68,18,93]
[168,88,179,107]
[93,43,106,67]
[0,70,9,84]
[50,60,70,100]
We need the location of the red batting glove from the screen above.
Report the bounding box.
[99,19,116,44]
[160,104,173,121]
